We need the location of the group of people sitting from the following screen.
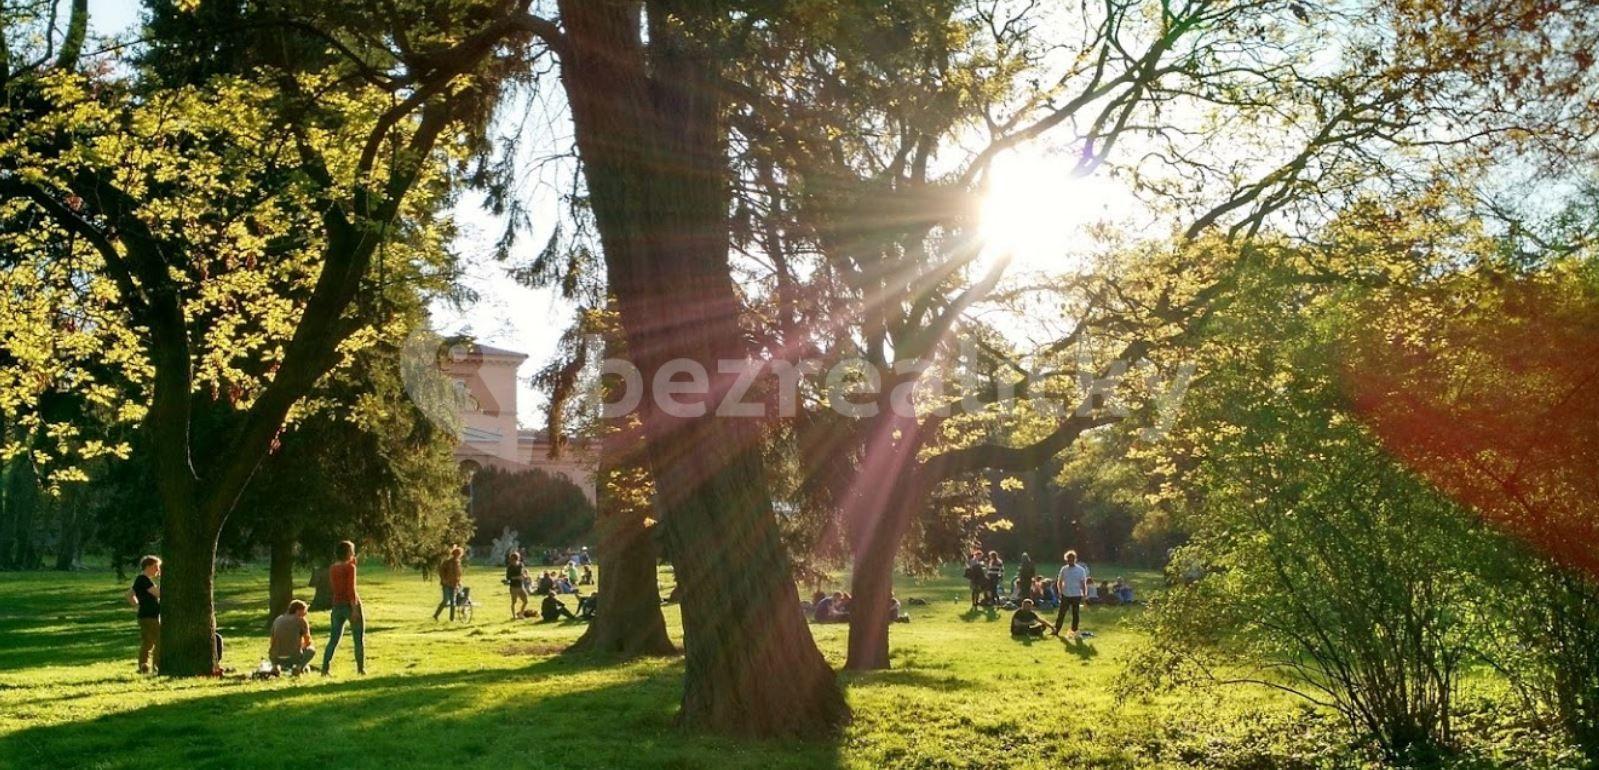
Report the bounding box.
[802,591,911,624]
[503,551,597,622]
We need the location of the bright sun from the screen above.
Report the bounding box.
[977,150,1137,277]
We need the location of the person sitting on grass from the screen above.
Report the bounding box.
[1038,576,1058,608]
[269,600,316,675]
[1084,578,1102,606]
[580,565,594,586]
[1010,599,1055,637]
[813,591,849,623]
[535,571,555,596]
[540,591,577,622]
[1114,577,1136,605]
[576,593,598,620]
[888,593,910,623]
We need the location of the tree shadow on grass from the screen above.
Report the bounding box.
[843,668,972,693]
[958,606,999,623]
[0,574,282,673]
[0,654,844,770]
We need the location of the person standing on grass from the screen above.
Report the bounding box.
[506,551,530,618]
[128,555,162,673]
[269,600,316,674]
[321,540,365,675]
[433,545,465,621]
[1017,553,1037,601]
[1054,550,1089,637]
[984,551,1005,605]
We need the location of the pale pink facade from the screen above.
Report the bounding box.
[439,342,597,503]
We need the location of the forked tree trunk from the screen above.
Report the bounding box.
[569,496,674,657]
[557,0,847,736]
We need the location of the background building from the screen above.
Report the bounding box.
[438,341,597,503]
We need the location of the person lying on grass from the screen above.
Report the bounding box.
[1010,599,1056,637]
[269,600,316,675]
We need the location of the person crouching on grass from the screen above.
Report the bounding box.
[129,555,162,673]
[320,540,365,675]
[269,600,316,675]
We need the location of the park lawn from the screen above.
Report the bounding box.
[0,562,1338,770]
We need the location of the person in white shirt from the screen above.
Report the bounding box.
[1054,550,1089,636]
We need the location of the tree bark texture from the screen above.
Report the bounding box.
[557,0,848,736]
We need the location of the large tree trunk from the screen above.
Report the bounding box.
[844,509,905,671]
[7,456,41,569]
[0,414,11,567]
[844,429,926,672]
[570,462,674,657]
[267,526,297,624]
[53,492,82,571]
[158,504,221,676]
[837,401,930,672]
[557,0,847,736]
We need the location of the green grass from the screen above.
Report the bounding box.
[0,562,1334,769]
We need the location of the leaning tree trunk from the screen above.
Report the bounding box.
[844,422,927,671]
[557,0,847,736]
[267,526,297,624]
[845,511,906,671]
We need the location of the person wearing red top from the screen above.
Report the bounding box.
[320,540,365,675]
